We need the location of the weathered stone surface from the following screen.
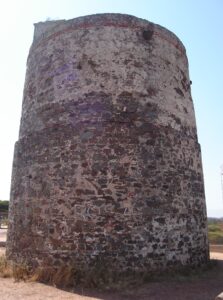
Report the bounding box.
[216,293,223,300]
[7,13,209,272]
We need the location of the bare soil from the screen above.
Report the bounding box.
[0,228,7,247]
[0,247,5,255]
[0,277,100,300]
[0,229,7,242]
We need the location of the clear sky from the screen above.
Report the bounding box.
[0,0,222,217]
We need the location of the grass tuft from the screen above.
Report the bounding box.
[0,254,12,278]
[0,254,220,291]
[12,262,30,281]
[30,265,76,287]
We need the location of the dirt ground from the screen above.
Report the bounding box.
[0,229,223,300]
[0,278,101,300]
[0,228,7,242]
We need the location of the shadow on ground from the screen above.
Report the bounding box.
[64,259,223,300]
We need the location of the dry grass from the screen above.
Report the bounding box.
[0,253,30,281]
[0,254,219,292]
[0,261,81,288]
[12,262,30,281]
[29,263,119,289]
[0,254,12,278]
[30,265,77,287]
[0,257,140,292]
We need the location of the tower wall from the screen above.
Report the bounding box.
[7,14,209,272]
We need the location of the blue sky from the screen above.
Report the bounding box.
[0,0,222,217]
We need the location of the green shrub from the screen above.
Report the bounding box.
[208,222,223,244]
[0,200,9,212]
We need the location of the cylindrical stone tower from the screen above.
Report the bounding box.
[7,14,209,273]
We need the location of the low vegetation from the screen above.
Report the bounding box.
[0,254,30,281]
[0,255,12,278]
[0,200,9,228]
[0,200,9,212]
[0,258,144,289]
[0,253,218,291]
[208,218,223,244]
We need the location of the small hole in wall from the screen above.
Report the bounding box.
[77,63,82,70]
[142,29,153,41]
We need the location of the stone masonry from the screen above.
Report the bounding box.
[7,14,209,272]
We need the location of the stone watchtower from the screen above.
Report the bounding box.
[7,14,209,273]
